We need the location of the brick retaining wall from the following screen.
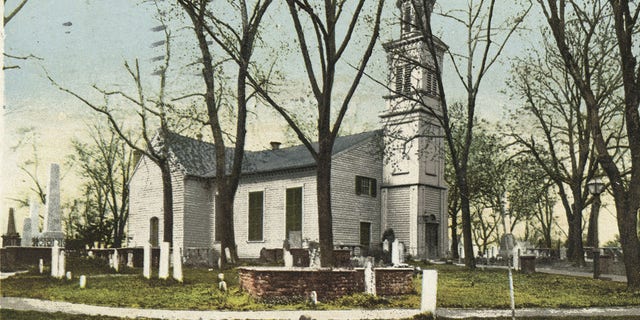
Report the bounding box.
[238,266,414,301]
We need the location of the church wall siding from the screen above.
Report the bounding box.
[127,156,184,249]
[183,178,213,248]
[331,138,383,248]
[233,169,317,259]
[385,187,411,245]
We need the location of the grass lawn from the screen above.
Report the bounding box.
[2,258,639,311]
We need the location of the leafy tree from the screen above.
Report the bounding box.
[507,14,620,264]
[69,124,133,248]
[537,0,640,289]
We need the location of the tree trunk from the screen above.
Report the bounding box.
[450,215,459,259]
[458,176,476,268]
[566,212,584,265]
[616,196,640,289]
[160,163,173,244]
[317,149,334,267]
[218,188,239,268]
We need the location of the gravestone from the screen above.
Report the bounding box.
[51,241,60,277]
[289,231,302,248]
[113,249,119,272]
[42,164,64,243]
[57,250,66,279]
[382,239,390,252]
[218,273,227,292]
[283,239,293,268]
[143,242,151,279]
[421,270,438,314]
[364,258,376,295]
[127,252,134,268]
[391,239,400,266]
[2,208,21,247]
[159,242,170,279]
[21,217,32,247]
[173,247,183,282]
[79,275,86,289]
[66,271,72,280]
[39,259,44,274]
[398,242,405,264]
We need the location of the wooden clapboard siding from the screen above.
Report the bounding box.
[127,156,184,248]
[385,187,411,245]
[331,137,383,247]
[233,168,317,259]
[183,178,213,248]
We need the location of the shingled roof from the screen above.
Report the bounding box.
[164,130,381,178]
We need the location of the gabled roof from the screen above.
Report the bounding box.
[165,130,381,178]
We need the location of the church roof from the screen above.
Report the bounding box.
[164,130,381,178]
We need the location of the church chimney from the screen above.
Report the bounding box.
[270,141,281,150]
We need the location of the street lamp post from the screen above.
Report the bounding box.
[587,177,605,279]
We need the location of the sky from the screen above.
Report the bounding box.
[0,0,620,244]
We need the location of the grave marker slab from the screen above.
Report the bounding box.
[159,242,170,279]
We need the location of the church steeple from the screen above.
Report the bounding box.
[397,0,435,37]
[383,0,444,111]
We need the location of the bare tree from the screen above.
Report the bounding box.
[70,124,133,248]
[537,0,640,289]
[49,8,183,245]
[506,16,622,264]
[223,0,386,267]
[177,0,273,267]
[390,0,530,268]
[8,127,47,207]
[4,0,42,70]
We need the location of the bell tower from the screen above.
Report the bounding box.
[379,0,449,260]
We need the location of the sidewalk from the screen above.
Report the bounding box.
[3,297,640,319]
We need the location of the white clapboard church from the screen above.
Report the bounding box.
[127,0,448,261]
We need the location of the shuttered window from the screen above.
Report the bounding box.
[355,176,378,197]
[248,191,264,241]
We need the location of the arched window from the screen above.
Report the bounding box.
[149,217,159,247]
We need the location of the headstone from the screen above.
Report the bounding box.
[159,242,170,279]
[66,271,72,280]
[88,250,94,258]
[113,249,119,272]
[398,242,405,264]
[218,273,227,292]
[421,270,438,314]
[42,164,64,242]
[391,239,400,266]
[364,258,376,295]
[283,248,294,268]
[512,248,520,270]
[21,217,32,247]
[39,258,44,274]
[173,247,183,282]
[560,248,567,260]
[79,275,86,289]
[57,250,66,279]
[143,242,151,279]
[289,231,302,248]
[2,208,21,247]
[127,252,134,268]
[309,291,318,305]
[309,249,321,268]
[51,241,60,277]
[382,239,390,252]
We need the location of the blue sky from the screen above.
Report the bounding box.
[4,0,617,242]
